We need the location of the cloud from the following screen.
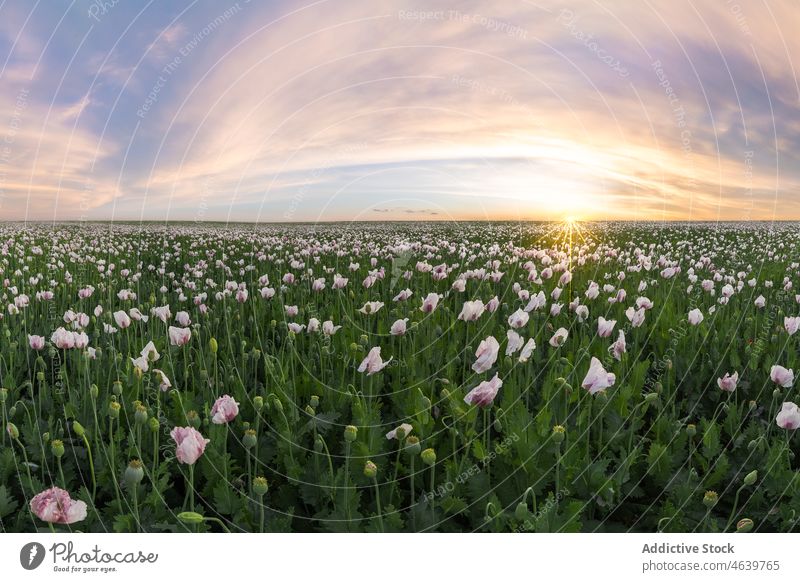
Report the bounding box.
[0,0,798,220]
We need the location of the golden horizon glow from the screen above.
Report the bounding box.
[0,1,797,221]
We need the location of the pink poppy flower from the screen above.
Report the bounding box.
[464,373,503,407]
[171,426,210,464]
[211,395,239,424]
[30,487,87,524]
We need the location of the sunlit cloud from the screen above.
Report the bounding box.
[0,0,798,221]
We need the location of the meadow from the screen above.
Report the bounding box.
[0,221,798,533]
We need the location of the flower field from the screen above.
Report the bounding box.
[1,221,798,533]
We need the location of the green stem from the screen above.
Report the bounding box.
[132,486,140,533]
[81,434,96,502]
[344,441,351,525]
[373,476,384,532]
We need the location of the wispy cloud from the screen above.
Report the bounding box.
[0,0,798,220]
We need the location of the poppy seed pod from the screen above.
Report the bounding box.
[309,395,319,409]
[421,448,436,466]
[253,396,264,411]
[253,476,268,496]
[113,381,123,396]
[51,439,64,458]
[108,402,121,419]
[552,425,566,444]
[703,490,718,508]
[686,424,696,438]
[364,460,377,478]
[405,435,421,455]
[123,459,144,488]
[134,404,148,425]
[344,425,358,442]
[243,429,257,449]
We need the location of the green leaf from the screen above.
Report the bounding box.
[0,485,19,519]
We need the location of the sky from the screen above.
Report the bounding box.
[0,0,798,223]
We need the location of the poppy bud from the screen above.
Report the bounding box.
[209,338,218,354]
[644,392,659,404]
[177,511,205,525]
[515,501,529,521]
[344,425,358,442]
[364,460,377,478]
[0,388,7,403]
[148,417,159,432]
[743,470,757,486]
[51,439,65,458]
[73,421,86,437]
[123,459,144,488]
[253,476,268,496]
[747,438,758,452]
[305,405,315,416]
[6,422,18,440]
[773,388,781,399]
[42,432,50,444]
[314,435,324,453]
[186,410,200,428]
[421,448,436,466]
[243,429,257,449]
[36,371,45,382]
[703,490,718,508]
[493,418,502,432]
[748,400,756,411]
[90,384,99,399]
[405,435,421,455]
[736,518,754,533]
